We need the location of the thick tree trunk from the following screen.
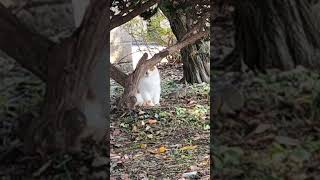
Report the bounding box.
[181,44,210,83]
[230,0,320,72]
[160,4,210,84]
[23,0,109,152]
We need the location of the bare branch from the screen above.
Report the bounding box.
[0,3,54,81]
[181,12,210,41]
[110,0,160,30]
[110,65,128,86]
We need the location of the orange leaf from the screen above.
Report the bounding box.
[147,119,158,124]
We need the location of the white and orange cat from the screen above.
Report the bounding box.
[135,66,161,107]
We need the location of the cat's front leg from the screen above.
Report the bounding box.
[153,91,161,106]
[141,93,154,107]
[135,93,144,106]
[144,100,155,107]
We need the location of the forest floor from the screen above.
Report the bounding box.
[212,66,320,179]
[110,63,210,179]
[1,53,319,179]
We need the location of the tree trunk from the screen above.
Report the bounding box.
[181,44,210,83]
[22,0,109,153]
[160,3,210,84]
[231,0,320,72]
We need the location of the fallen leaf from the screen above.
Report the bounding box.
[147,134,153,139]
[132,125,138,132]
[121,174,130,180]
[145,125,151,131]
[188,100,197,105]
[147,119,158,124]
[163,156,172,160]
[112,129,121,136]
[159,146,167,153]
[140,144,147,149]
[180,145,198,151]
[190,165,200,171]
[123,154,129,160]
[110,153,121,160]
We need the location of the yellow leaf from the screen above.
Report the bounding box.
[140,144,147,149]
[158,146,167,153]
[180,145,198,151]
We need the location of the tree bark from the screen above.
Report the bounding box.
[0,3,52,81]
[21,0,109,152]
[230,0,320,72]
[160,3,210,84]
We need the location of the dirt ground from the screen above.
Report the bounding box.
[110,63,210,179]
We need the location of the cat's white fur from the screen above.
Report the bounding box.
[135,66,161,107]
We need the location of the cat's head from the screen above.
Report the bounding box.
[145,66,157,76]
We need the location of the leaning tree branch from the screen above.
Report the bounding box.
[110,29,209,89]
[110,0,160,30]
[0,3,54,81]
[118,29,209,108]
[110,65,128,86]
[141,30,209,70]
[181,12,210,41]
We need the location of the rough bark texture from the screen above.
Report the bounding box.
[0,3,52,81]
[160,3,210,84]
[37,0,107,152]
[0,0,109,152]
[110,0,160,30]
[217,0,320,72]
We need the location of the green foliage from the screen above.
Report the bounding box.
[175,104,209,126]
[189,83,210,96]
[124,10,175,47]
